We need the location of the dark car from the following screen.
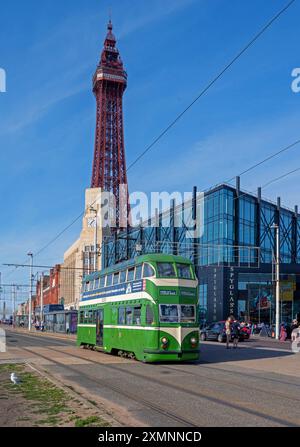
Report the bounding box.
[200,321,247,343]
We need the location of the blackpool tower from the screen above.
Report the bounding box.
[91,21,128,228]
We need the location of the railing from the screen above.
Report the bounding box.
[105,240,260,268]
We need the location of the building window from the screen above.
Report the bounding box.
[199,283,208,325]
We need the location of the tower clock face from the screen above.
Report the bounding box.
[87,218,96,228]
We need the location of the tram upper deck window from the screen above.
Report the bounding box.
[143,263,155,278]
[180,305,195,322]
[176,263,193,279]
[100,275,105,288]
[135,264,142,280]
[95,278,100,289]
[157,262,176,278]
[127,267,135,282]
[113,272,119,285]
[120,270,126,283]
[106,274,113,287]
[159,304,179,323]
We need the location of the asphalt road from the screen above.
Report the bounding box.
[2,330,300,427]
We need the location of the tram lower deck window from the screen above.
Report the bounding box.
[146,306,154,324]
[126,307,133,325]
[159,304,179,323]
[118,307,125,325]
[133,306,141,325]
[159,304,196,323]
[180,305,195,322]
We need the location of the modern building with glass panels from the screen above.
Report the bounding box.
[103,178,300,325]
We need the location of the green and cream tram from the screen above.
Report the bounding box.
[77,254,199,362]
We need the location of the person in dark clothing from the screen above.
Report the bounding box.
[291,319,299,333]
[232,320,241,348]
[225,317,232,349]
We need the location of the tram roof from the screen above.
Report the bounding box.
[83,253,193,282]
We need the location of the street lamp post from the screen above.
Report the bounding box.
[90,206,98,271]
[271,224,280,340]
[27,252,33,331]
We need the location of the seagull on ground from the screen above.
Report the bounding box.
[10,372,21,385]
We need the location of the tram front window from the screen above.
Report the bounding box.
[176,263,192,279]
[157,263,176,278]
[180,305,195,322]
[159,304,179,323]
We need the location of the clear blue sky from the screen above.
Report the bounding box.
[0,0,300,299]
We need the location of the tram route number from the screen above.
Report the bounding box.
[98,431,202,444]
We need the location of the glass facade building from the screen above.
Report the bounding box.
[103,181,300,325]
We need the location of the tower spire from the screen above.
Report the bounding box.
[91,22,129,229]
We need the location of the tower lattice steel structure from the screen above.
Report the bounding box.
[91,21,128,228]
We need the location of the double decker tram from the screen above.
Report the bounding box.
[77,254,199,362]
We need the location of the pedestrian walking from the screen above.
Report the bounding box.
[291,319,299,333]
[225,316,232,349]
[232,320,240,348]
[279,324,287,341]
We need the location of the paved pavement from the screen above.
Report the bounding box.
[1,329,300,427]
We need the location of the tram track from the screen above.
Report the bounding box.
[11,332,299,427]
[29,339,300,406]
[15,343,198,427]
[158,363,300,402]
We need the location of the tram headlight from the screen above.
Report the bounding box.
[161,337,168,349]
[190,337,197,347]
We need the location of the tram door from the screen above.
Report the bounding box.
[96,309,104,347]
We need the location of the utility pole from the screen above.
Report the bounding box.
[12,285,16,327]
[40,273,44,323]
[271,224,280,339]
[0,272,3,321]
[27,252,33,331]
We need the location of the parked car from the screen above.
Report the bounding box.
[200,321,247,342]
[0,318,11,325]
